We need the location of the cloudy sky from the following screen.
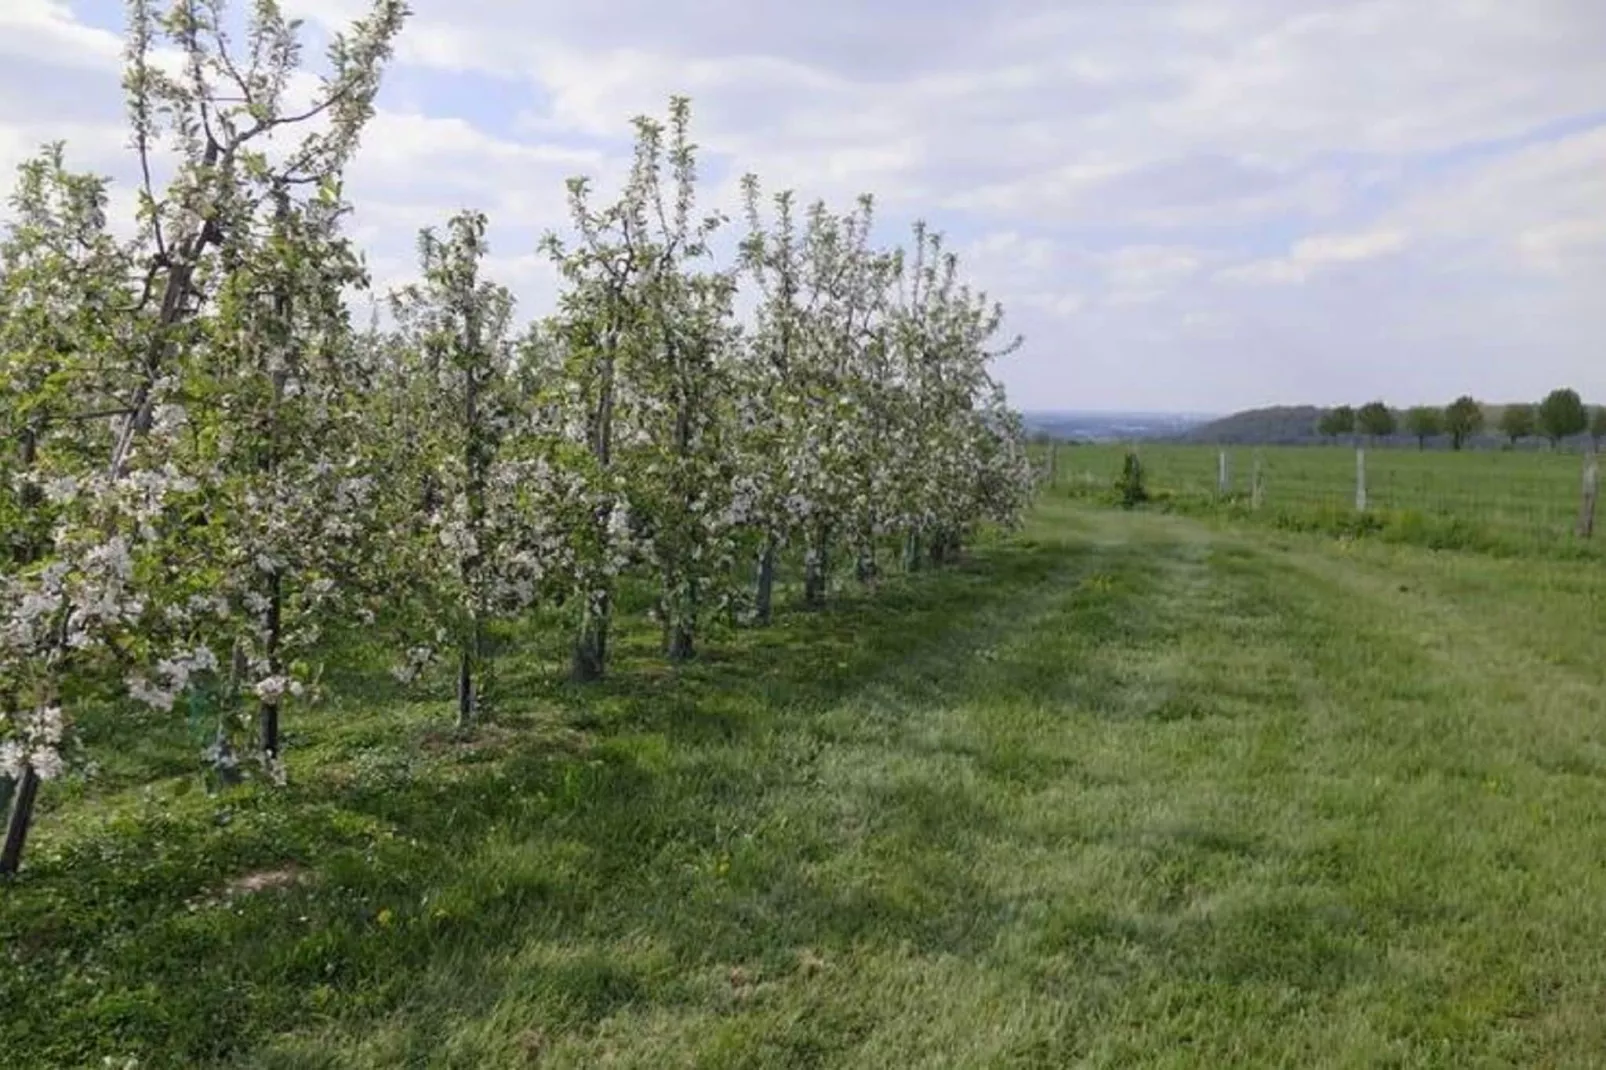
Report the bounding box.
[2,0,1603,413]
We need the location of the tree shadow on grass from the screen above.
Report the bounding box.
[3,535,1123,1066]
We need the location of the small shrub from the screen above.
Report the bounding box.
[1116,451,1148,508]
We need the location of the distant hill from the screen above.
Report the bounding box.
[1176,406,1325,445]
[1022,410,1217,443]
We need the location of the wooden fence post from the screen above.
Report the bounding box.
[1048,442,1058,489]
[1218,449,1230,496]
[1252,453,1265,511]
[1579,449,1599,538]
[1355,446,1367,512]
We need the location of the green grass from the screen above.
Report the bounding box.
[9,498,1606,1066]
[1050,442,1596,554]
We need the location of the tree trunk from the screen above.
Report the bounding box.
[0,766,40,878]
[666,375,698,662]
[457,273,491,717]
[667,622,694,661]
[571,590,609,682]
[259,186,290,763]
[666,573,697,661]
[259,697,280,761]
[259,567,282,760]
[572,328,617,682]
[2,428,44,872]
[456,633,476,728]
[856,546,876,586]
[753,536,777,625]
[803,527,828,608]
[903,530,922,573]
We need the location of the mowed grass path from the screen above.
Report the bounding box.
[8,499,1606,1066]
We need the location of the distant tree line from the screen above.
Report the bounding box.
[1316,389,1606,450]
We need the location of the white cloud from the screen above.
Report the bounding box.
[0,1,122,70]
[1106,245,1205,292]
[1517,219,1606,275]
[1220,228,1409,285]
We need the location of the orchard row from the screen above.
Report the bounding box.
[0,1,1034,872]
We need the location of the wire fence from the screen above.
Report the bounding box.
[1040,443,1600,552]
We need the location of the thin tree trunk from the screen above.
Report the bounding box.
[456,626,477,728]
[571,589,609,682]
[666,370,697,662]
[856,546,876,586]
[903,529,922,573]
[804,526,829,607]
[260,569,282,758]
[753,535,777,625]
[260,189,290,762]
[572,330,617,682]
[668,619,694,661]
[457,276,489,720]
[0,767,40,877]
[2,425,44,874]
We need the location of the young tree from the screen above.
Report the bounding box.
[1443,395,1483,450]
[3,0,406,873]
[1317,405,1355,442]
[888,219,1021,569]
[0,148,141,875]
[736,178,814,624]
[385,211,573,726]
[543,98,739,669]
[816,200,898,587]
[1538,388,1587,448]
[615,101,742,661]
[1405,406,1443,450]
[113,0,406,765]
[1356,401,1396,442]
[143,176,386,782]
[1500,402,1536,447]
[540,202,638,681]
[745,194,890,606]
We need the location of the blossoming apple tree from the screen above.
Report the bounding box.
[0,8,1035,878]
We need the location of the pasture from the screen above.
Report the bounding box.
[1052,442,1599,553]
[8,492,1606,1067]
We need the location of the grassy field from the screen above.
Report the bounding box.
[9,495,1606,1066]
[1051,442,1596,552]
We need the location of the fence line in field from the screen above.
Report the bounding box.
[1037,442,1603,547]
